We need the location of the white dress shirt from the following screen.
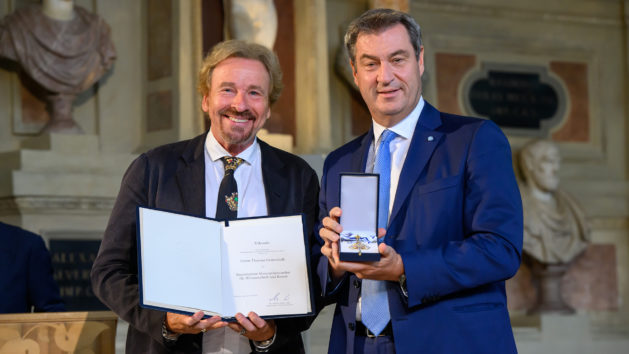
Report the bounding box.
[202,132,268,353]
[356,96,424,321]
[367,96,424,215]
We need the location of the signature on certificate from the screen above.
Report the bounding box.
[269,292,290,303]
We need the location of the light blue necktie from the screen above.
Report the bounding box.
[361,129,396,336]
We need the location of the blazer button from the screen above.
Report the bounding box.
[353,279,360,288]
[348,322,355,331]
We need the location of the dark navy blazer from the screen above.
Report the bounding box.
[91,133,320,354]
[317,102,523,354]
[0,222,65,313]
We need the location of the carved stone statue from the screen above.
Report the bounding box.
[519,139,591,313]
[0,0,116,134]
[223,0,277,49]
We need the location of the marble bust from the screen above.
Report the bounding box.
[519,140,591,313]
[0,0,116,133]
[519,140,590,264]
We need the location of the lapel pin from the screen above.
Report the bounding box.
[427,136,434,142]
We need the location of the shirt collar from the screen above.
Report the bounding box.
[205,131,258,165]
[372,96,424,143]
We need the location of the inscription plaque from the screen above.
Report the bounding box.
[49,239,107,311]
[464,64,566,137]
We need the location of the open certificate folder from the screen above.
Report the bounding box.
[136,207,314,320]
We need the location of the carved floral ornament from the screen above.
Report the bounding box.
[0,321,109,353]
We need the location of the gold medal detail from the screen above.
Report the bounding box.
[349,234,370,256]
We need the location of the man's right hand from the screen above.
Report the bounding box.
[319,207,347,280]
[166,311,227,334]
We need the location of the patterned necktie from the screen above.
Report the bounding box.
[215,156,244,220]
[361,129,396,336]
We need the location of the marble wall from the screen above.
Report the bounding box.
[0,0,628,352]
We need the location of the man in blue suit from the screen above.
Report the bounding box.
[317,8,523,353]
[0,222,65,314]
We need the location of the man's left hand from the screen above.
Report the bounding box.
[228,312,276,341]
[337,242,405,281]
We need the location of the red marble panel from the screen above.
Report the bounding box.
[550,61,589,142]
[507,244,618,311]
[264,0,296,140]
[562,244,618,310]
[506,259,537,310]
[201,0,224,56]
[351,89,372,137]
[435,52,476,115]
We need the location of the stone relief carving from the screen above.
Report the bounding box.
[518,139,591,313]
[0,0,116,134]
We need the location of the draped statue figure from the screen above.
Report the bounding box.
[519,139,591,313]
[0,0,116,133]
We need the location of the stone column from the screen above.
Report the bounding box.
[294,0,332,154]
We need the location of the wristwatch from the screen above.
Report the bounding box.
[161,320,180,342]
[253,330,277,352]
[399,273,408,297]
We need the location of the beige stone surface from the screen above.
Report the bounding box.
[95,0,143,154]
[257,129,294,153]
[295,0,332,154]
[0,131,135,240]
[0,134,134,198]
[513,314,629,354]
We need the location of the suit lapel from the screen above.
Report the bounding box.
[176,133,207,217]
[353,129,373,173]
[388,103,443,230]
[259,140,287,215]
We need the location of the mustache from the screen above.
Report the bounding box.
[219,108,255,120]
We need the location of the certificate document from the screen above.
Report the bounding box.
[137,207,314,319]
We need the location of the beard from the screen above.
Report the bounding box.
[218,107,257,145]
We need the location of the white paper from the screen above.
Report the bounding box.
[139,208,223,316]
[137,207,312,318]
[221,215,311,317]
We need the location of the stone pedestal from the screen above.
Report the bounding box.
[0,133,135,239]
[528,261,575,314]
[0,133,136,312]
[513,313,629,354]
